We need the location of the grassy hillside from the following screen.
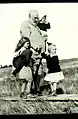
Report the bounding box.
[0,58,78,114]
[0,58,78,96]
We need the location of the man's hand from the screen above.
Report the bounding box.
[35,47,42,54]
[45,68,48,74]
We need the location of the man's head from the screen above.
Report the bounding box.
[29,10,39,24]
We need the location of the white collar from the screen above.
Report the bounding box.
[48,53,57,57]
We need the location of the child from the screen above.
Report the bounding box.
[11,37,33,98]
[42,43,64,96]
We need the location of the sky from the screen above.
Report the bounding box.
[0,3,78,66]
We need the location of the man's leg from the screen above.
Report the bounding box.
[36,64,43,95]
[36,75,41,94]
[32,64,38,94]
[32,55,43,95]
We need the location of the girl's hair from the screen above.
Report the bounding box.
[47,43,56,48]
[15,37,31,52]
[47,42,53,46]
[48,43,57,53]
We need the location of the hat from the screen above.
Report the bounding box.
[15,37,30,52]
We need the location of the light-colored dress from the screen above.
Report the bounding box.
[16,66,33,81]
[43,54,64,83]
[44,71,64,83]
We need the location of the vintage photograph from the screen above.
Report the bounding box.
[0,3,78,114]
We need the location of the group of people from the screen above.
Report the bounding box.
[11,9,64,99]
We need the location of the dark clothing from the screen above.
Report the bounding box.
[42,53,61,73]
[37,22,51,32]
[46,55,61,73]
[12,49,33,76]
[12,55,26,75]
[21,49,33,67]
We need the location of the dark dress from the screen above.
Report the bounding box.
[46,55,61,73]
[42,53,61,73]
[12,49,33,76]
[42,53,64,82]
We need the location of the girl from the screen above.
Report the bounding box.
[42,43,64,96]
[11,37,33,98]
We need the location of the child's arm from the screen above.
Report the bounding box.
[12,67,21,76]
[41,52,47,59]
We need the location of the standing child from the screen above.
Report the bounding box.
[42,43,64,96]
[11,37,33,98]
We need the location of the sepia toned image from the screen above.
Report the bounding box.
[0,3,78,114]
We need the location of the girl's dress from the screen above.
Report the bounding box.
[44,54,64,83]
[17,66,33,81]
[15,48,33,81]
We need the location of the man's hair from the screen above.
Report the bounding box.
[28,9,38,18]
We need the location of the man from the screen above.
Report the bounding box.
[15,10,46,95]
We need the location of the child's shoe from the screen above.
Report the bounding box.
[48,90,57,96]
[20,92,24,98]
[20,92,27,99]
[52,90,57,96]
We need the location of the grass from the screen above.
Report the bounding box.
[1,60,78,96]
[0,99,77,114]
[0,58,78,114]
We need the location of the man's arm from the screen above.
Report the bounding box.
[20,21,32,38]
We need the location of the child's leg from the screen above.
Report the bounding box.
[21,82,26,93]
[53,82,57,91]
[20,80,27,98]
[50,83,53,93]
[26,80,32,94]
[16,80,20,93]
[52,82,57,96]
[49,82,53,93]
[49,82,57,96]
